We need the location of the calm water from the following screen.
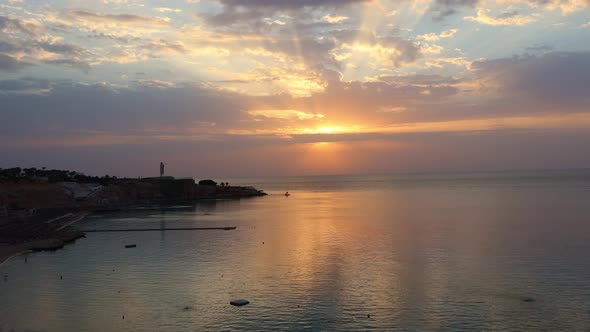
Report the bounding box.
[2,170,590,331]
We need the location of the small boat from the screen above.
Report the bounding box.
[230,299,250,306]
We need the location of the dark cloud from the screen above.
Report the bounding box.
[0,40,26,54]
[472,52,590,107]
[0,37,90,72]
[428,0,479,20]
[0,78,72,94]
[496,11,520,19]
[42,58,91,71]
[427,0,590,21]
[38,40,87,56]
[202,0,368,27]
[0,54,33,72]
[525,0,590,8]
[0,82,247,139]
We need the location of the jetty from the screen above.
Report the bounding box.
[83,226,237,232]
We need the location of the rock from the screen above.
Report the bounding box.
[230,299,250,306]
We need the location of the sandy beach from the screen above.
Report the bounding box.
[0,243,32,266]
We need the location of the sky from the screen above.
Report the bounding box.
[1,0,590,178]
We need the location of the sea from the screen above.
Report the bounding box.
[1,169,590,331]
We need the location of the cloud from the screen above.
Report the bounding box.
[428,0,480,20]
[418,29,458,41]
[525,44,553,52]
[154,7,182,13]
[429,0,588,20]
[64,10,169,27]
[524,0,589,13]
[421,44,444,54]
[2,49,590,176]
[0,37,90,71]
[472,52,590,107]
[0,53,33,72]
[0,77,67,93]
[322,14,349,23]
[440,29,458,38]
[42,58,90,71]
[0,38,86,57]
[332,30,421,66]
[0,82,248,143]
[248,109,325,120]
[217,0,369,9]
[464,9,539,26]
[0,15,44,36]
[378,74,463,86]
[141,39,187,54]
[202,0,369,27]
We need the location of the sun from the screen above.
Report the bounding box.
[318,127,335,134]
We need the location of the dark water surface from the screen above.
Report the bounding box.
[2,170,590,331]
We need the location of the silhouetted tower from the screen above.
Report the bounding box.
[160,162,165,177]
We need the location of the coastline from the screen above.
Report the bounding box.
[0,178,267,268]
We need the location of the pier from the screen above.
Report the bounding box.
[82,226,237,233]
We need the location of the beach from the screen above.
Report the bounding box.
[0,212,89,265]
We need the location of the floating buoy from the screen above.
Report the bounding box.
[230,299,250,306]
